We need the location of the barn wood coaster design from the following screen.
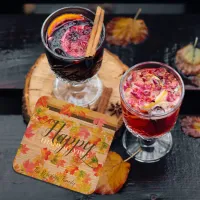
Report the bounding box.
[23,49,129,129]
[14,96,118,194]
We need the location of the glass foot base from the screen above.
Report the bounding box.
[122,130,173,163]
[53,75,103,107]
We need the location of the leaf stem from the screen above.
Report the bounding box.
[124,147,142,162]
[134,8,142,20]
[193,37,198,64]
[194,37,198,48]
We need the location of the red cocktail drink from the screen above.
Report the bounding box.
[41,7,105,106]
[120,62,185,162]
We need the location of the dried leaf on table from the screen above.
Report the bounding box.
[176,44,200,76]
[180,116,200,138]
[95,151,131,194]
[106,17,148,46]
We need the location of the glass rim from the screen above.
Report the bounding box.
[41,6,105,61]
[120,61,185,119]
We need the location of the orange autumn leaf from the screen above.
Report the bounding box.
[95,151,131,194]
[37,116,49,123]
[47,14,84,37]
[78,127,90,139]
[65,120,74,128]
[36,96,49,108]
[65,165,79,175]
[45,175,55,183]
[41,148,52,160]
[13,164,20,171]
[25,125,34,139]
[106,17,148,46]
[20,144,30,154]
[60,104,75,117]
[93,118,106,128]
[83,175,91,184]
[89,135,101,145]
[56,160,66,168]
[93,164,103,176]
[48,132,55,139]
[60,103,88,117]
[23,160,35,174]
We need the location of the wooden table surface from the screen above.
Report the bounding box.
[1,14,200,200]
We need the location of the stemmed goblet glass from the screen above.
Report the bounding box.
[41,7,105,107]
[120,62,185,163]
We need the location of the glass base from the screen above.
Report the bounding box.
[53,75,103,107]
[122,130,173,163]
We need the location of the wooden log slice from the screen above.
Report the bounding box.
[23,49,129,129]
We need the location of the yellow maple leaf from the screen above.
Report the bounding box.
[106,17,148,46]
[95,151,130,194]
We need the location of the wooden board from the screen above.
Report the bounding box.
[23,49,128,128]
[14,96,117,194]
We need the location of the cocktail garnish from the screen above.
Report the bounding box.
[123,68,181,114]
[85,6,105,57]
[47,14,84,37]
[108,102,122,117]
[142,90,168,110]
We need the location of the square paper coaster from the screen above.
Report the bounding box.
[13,96,118,194]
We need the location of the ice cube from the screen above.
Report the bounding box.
[150,106,165,116]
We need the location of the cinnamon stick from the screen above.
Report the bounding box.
[97,87,113,113]
[85,6,104,57]
[90,9,105,56]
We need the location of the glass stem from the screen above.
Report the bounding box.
[70,82,86,93]
[139,138,156,147]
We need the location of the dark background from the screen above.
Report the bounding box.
[1,1,200,14]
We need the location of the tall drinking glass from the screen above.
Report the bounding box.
[120,62,185,163]
[41,7,105,106]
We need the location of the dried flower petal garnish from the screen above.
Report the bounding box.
[106,17,148,46]
[180,116,200,138]
[123,68,182,114]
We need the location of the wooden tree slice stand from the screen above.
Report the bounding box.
[23,49,128,129]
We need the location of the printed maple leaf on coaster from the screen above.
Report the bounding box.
[180,116,200,137]
[24,124,34,139]
[65,165,79,175]
[95,152,131,194]
[35,96,49,108]
[89,135,101,145]
[19,144,29,154]
[93,164,103,176]
[78,127,90,139]
[23,160,35,174]
[48,132,55,139]
[60,103,88,117]
[49,152,66,168]
[93,118,106,128]
[41,148,52,160]
[56,160,66,168]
